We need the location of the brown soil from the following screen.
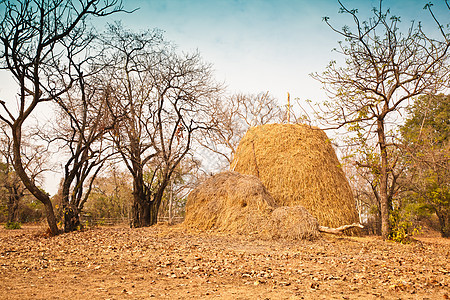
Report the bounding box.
[0,224,448,299]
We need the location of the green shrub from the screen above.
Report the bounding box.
[389,205,421,244]
[4,221,22,230]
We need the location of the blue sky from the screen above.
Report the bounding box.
[103,0,447,107]
[116,0,344,103]
[1,0,445,113]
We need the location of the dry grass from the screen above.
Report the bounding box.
[268,206,320,240]
[231,123,358,228]
[184,171,319,240]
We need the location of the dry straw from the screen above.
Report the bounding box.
[184,171,319,240]
[231,123,358,228]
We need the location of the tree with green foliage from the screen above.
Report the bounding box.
[313,1,450,239]
[400,94,450,237]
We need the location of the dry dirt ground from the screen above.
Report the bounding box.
[0,224,449,300]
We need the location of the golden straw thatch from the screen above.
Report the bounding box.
[184,171,319,240]
[230,123,358,228]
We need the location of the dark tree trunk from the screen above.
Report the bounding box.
[130,175,150,227]
[149,186,165,225]
[64,204,81,232]
[7,193,20,223]
[130,177,167,228]
[131,194,160,228]
[436,209,450,238]
[61,178,81,232]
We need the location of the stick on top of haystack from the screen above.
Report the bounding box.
[231,123,359,228]
[287,92,290,124]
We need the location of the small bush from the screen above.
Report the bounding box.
[389,206,421,244]
[4,221,22,230]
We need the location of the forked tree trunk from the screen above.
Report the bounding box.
[130,179,166,228]
[131,197,160,228]
[62,180,80,232]
[131,185,151,227]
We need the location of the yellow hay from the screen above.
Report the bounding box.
[184,171,319,240]
[268,206,320,240]
[231,123,358,228]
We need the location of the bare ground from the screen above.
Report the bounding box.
[0,224,448,300]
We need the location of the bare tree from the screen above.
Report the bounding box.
[98,24,221,227]
[312,1,450,238]
[0,0,124,235]
[51,65,117,232]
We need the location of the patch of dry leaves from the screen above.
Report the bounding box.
[0,224,448,299]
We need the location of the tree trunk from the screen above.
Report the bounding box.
[8,197,19,223]
[7,194,20,223]
[436,209,450,238]
[42,200,59,235]
[130,187,153,228]
[131,196,160,228]
[149,200,159,226]
[130,200,138,228]
[377,119,391,239]
[168,180,173,225]
[61,179,80,232]
[64,204,81,232]
[12,125,59,235]
[130,179,166,228]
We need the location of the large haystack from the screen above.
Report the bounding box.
[184,171,319,240]
[231,123,358,228]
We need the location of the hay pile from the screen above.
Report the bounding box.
[269,206,320,240]
[184,171,319,240]
[230,124,358,228]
